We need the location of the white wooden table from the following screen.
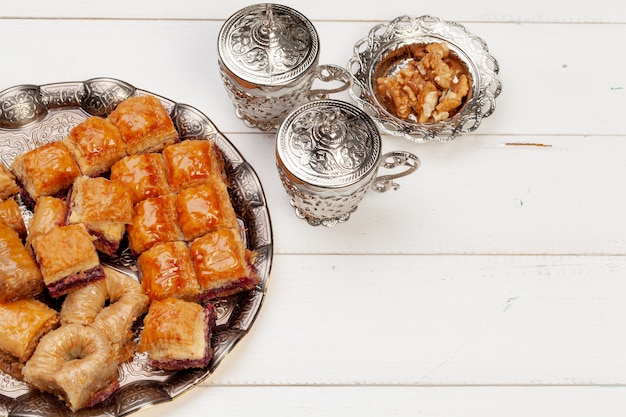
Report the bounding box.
[2,1,626,415]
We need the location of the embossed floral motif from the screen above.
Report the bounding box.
[288,106,374,178]
[226,7,312,77]
[0,88,45,128]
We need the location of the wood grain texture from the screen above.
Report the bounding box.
[0,1,624,416]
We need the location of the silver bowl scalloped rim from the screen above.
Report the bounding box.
[347,15,502,142]
[0,77,273,417]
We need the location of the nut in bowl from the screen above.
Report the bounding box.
[348,15,502,142]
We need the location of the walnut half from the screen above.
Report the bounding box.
[375,42,472,124]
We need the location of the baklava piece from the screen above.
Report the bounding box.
[0,163,19,201]
[0,219,43,302]
[137,241,200,302]
[10,141,80,209]
[108,95,179,155]
[31,224,104,298]
[190,228,260,302]
[139,297,216,370]
[66,176,133,256]
[25,196,67,255]
[0,197,27,240]
[0,298,59,379]
[61,266,149,361]
[162,140,224,192]
[176,181,239,241]
[63,116,127,177]
[22,323,119,412]
[110,153,171,204]
[126,193,183,255]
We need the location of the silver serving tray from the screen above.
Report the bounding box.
[0,78,273,416]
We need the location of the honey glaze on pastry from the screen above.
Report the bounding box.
[63,116,127,177]
[22,323,119,412]
[24,196,67,256]
[0,164,19,201]
[190,228,260,301]
[108,95,180,155]
[138,241,200,302]
[0,298,59,379]
[139,297,216,370]
[162,139,223,192]
[60,266,149,361]
[30,224,104,298]
[127,193,183,255]
[0,220,43,302]
[0,197,27,240]
[10,141,80,209]
[66,176,133,256]
[175,180,239,241]
[110,153,171,204]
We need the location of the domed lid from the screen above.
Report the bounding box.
[218,3,320,87]
[276,99,381,189]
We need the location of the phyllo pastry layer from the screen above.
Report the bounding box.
[10,141,80,208]
[31,224,104,298]
[110,153,171,204]
[0,197,27,240]
[63,116,127,177]
[0,298,59,379]
[0,163,19,201]
[139,297,216,370]
[127,193,183,255]
[138,241,200,302]
[25,196,67,255]
[190,228,259,301]
[108,95,179,155]
[23,323,119,412]
[162,140,223,192]
[66,176,133,256]
[0,219,43,302]
[175,181,239,241]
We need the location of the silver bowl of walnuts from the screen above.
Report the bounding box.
[347,15,502,142]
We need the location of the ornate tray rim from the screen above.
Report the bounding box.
[0,77,273,417]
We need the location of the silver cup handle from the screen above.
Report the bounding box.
[307,64,353,101]
[371,151,420,193]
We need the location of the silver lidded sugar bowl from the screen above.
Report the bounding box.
[217,3,352,131]
[276,99,420,227]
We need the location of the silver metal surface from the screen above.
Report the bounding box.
[276,99,419,227]
[218,3,351,131]
[0,78,273,417]
[347,15,502,142]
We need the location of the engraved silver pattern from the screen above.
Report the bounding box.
[347,15,502,142]
[0,78,273,416]
[276,99,420,226]
[218,4,351,131]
